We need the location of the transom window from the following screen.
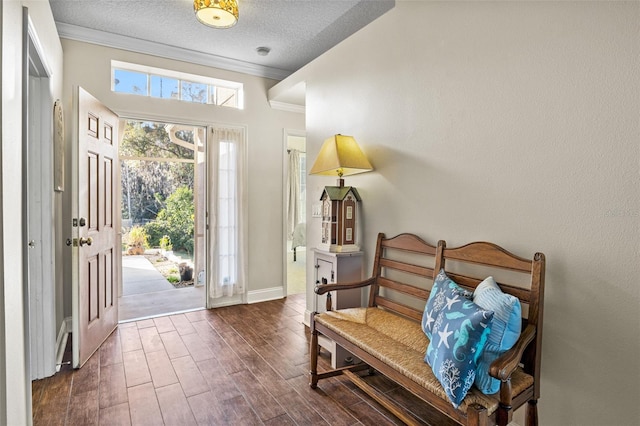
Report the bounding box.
[111,60,243,109]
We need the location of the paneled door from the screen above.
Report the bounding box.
[72,87,120,368]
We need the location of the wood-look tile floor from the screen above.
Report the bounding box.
[32,293,454,426]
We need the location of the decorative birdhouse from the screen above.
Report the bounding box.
[318,185,361,252]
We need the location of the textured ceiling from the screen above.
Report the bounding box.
[49,0,394,80]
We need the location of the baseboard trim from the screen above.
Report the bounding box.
[208,294,244,308]
[55,317,72,372]
[246,286,285,304]
[303,309,312,327]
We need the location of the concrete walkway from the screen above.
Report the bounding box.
[122,255,174,295]
[120,255,204,321]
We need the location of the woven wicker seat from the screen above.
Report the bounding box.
[316,308,534,416]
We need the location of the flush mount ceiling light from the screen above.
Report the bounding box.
[256,46,271,56]
[194,0,239,29]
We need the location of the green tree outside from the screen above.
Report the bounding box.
[144,187,194,254]
[121,121,194,223]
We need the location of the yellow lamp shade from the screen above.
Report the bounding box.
[309,134,373,178]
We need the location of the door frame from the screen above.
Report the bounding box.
[116,115,209,315]
[281,128,306,296]
[23,7,57,382]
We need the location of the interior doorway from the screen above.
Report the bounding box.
[118,119,206,321]
[285,130,306,295]
[25,15,57,380]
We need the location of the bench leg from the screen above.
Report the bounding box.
[309,327,319,389]
[496,378,513,426]
[467,403,488,426]
[526,400,538,426]
[496,403,512,426]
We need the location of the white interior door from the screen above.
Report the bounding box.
[72,87,120,368]
[25,16,57,380]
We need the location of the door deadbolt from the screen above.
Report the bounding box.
[67,237,93,247]
[73,217,87,227]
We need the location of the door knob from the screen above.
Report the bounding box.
[28,240,35,248]
[78,237,93,247]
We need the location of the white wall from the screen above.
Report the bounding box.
[60,39,305,315]
[281,1,639,425]
[0,0,63,423]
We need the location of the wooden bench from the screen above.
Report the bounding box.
[309,233,545,426]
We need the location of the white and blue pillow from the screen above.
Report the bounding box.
[423,270,494,407]
[472,276,522,394]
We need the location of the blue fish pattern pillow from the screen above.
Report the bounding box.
[422,269,473,339]
[423,270,494,408]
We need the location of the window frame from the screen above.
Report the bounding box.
[111,60,244,109]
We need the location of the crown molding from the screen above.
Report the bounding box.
[268,100,305,114]
[55,22,291,81]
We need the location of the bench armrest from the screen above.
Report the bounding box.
[489,324,536,381]
[315,277,376,295]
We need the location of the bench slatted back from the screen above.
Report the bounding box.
[366,233,545,399]
[435,239,546,399]
[368,233,437,322]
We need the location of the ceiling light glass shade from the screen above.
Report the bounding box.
[309,134,373,178]
[194,0,239,29]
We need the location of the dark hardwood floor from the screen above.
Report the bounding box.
[32,293,452,425]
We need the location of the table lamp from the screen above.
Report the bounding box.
[309,134,373,252]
